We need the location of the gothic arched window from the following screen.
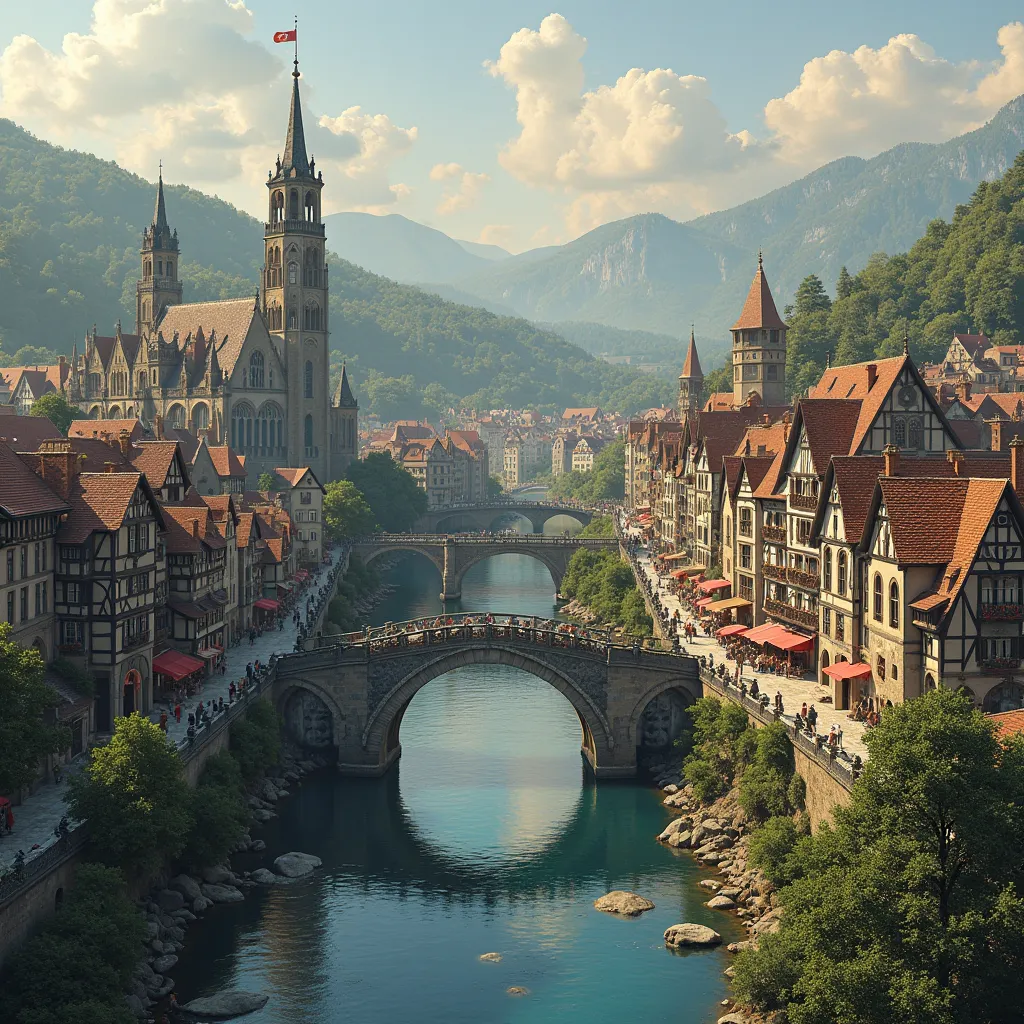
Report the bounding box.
[889,580,900,629]
[873,573,883,622]
[191,404,209,432]
[289,189,299,220]
[271,191,284,224]
[257,403,283,452]
[837,550,848,595]
[908,417,923,449]
[893,418,906,446]
[304,414,314,452]
[288,262,298,285]
[304,191,315,222]
[232,403,254,451]
[303,303,321,331]
[249,351,265,389]
[304,360,313,399]
[288,309,297,330]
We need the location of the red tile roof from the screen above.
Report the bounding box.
[0,417,63,449]
[731,259,787,331]
[130,441,180,488]
[68,419,144,442]
[57,472,148,544]
[989,709,1024,739]
[680,332,703,379]
[797,399,864,473]
[273,467,315,488]
[0,442,68,517]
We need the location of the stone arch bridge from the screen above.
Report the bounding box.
[272,615,700,779]
[350,534,617,600]
[414,502,594,535]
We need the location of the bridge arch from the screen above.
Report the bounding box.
[449,548,565,596]
[357,543,445,580]
[276,677,348,751]
[362,646,613,775]
[628,676,700,753]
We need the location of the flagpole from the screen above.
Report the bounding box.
[294,14,298,68]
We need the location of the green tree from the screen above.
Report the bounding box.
[229,698,281,783]
[181,751,249,870]
[256,471,276,492]
[0,623,69,795]
[733,689,1024,1024]
[737,721,797,822]
[836,265,853,300]
[785,274,835,397]
[682,697,754,803]
[0,863,144,1024]
[702,363,732,402]
[346,451,427,532]
[66,713,193,877]
[486,474,504,498]
[323,479,375,539]
[29,391,78,434]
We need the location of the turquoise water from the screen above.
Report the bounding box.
[172,554,740,1022]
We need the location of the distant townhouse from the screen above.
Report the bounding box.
[274,466,325,565]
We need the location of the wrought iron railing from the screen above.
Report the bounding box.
[787,568,821,590]
[789,492,818,512]
[762,525,786,543]
[762,563,786,583]
[763,598,818,630]
[980,603,1024,621]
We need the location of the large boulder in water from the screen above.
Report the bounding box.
[273,852,322,878]
[201,883,245,904]
[182,991,269,1018]
[664,923,722,948]
[593,891,655,916]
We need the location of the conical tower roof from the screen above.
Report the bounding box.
[282,62,310,177]
[731,253,787,331]
[154,169,169,233]
[680,328,703,380]
[333,363,357,408]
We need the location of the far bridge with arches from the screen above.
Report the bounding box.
[273,614,700,779]
[413,501,595,535]
[350,533,617,600]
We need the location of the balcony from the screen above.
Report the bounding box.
[762,563,787,583]
[788,568,821,590]
[264,218,326,237]
[764,598,818,630]
[122,630,151,651]
[980,657,1020,673]
[789,492,818,512]
[980,603,1024,621]
[762,524,786,543]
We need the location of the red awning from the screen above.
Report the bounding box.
[823,661,872,681]
[695,597,714,608]
[153,650,206,681]
[767,628,816,652]
[670,568,690,579]
[742,623,786,645]
[254,598,280,612]
[716,624,749,638]
[697,578,731,594]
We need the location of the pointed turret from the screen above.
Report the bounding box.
[333,362,357,407]
[730,253,788,407]
[154,169,169,234]
[678,328,704,417]
[281,61,310,177]
[137,164,182,334]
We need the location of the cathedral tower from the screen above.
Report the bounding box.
[136,169,182,335]
[263,58,331,482]
[678,328,703,417]
[731,253,787,407]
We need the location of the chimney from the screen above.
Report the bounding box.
[866,364,878,390]
[104,461,116,473]
[882,443,900,477]
[955,376,973,403]
[118,428,132,458]
[946,449,964,476]
[744,437,751,455]
[36,439,79,499]
[757,444,767,457]
[192,519,200,539]
[762,414,771,425]
[1011,436,1024,493]
[987,415,1003,452]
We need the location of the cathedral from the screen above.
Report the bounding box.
[68,60,358,486]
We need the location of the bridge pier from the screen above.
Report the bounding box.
[440,539,461,601]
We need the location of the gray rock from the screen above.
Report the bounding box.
[250,868,287,885]
[148,978,174,999]
[152,954,179,974]
[201,883,245,904]
[130,978,149,1001]
[202,864,235,885]
[182,991,269,1018]
[662,783,679,794]
[251,808,275,822]
[718,1015,748,1023]
[155,888,185,912]
[169,874,203,901]
[707,895,737,909]
[657,818,686,841]
[698,879,721,891]
[172,908,197,922]
[273,852,322,878]
[593,891,655,916]
[193,895,213,913]
[125,993,147,1019]
[143,920,160,940]
[250,839,267,852]
[664,923,722,948]
[727,940,756,953]
[259,779,279,802]
[164,925,185,942]
[668,830,691,848]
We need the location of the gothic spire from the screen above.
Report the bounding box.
[334,362,357,407]
[154,162,168,233]
[282,61,310,177]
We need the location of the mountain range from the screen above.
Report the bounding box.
[320,95,1024,371]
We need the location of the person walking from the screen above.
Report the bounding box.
[174,702,181,725]
[159,711,168,732]
[807,704,818,735]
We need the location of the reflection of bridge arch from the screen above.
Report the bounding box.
[361,645,609,773]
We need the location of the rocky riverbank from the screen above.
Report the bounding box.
[127,747,330,1021]
[652,772,780,1024]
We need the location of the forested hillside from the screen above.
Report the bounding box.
[784,151,1024,396]
[0,119,673,415]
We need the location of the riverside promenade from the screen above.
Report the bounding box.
[0,545,347,874]
[619,515,870,767]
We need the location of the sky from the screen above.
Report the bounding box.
[2,0,1024,252]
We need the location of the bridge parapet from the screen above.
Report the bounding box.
[415,501,599,535]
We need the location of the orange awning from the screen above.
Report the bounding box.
[716,624,749,638]
[743,624,785,645]
[823,661,872,681]
[768,628,816,652]
[697,578,731,594]
[153,650,206,681]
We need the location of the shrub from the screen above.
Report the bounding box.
[747,815,805,886]
[738,721,797,823]
[182,751,249,869]
[682,697,755,805]
[0,863,144,1024]
[230,698,281,782]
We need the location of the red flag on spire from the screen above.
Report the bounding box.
[273,30,296,43]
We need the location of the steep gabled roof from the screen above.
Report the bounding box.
[0,442,68,517]
[680,331,703,380]
[207,445,247,480]
[797,399,863,473]
[333,363,357,408]
[58,472,156,544]
[130,441,182,490]
[0,417,63,449]
[731,257,787,331]
[274,466,322,490]
[156,297,260,377]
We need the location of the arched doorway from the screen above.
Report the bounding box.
[123,669,141,717]
[820,649,830,685]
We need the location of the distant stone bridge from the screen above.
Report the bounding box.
[413,501,595,535]
[350,533,617,600]
[272,614,700,778]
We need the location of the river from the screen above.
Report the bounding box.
[172,546,741,1022]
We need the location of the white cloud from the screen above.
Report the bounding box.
[429,164,489,215]
[487,14,1024,234]
[0,0,417,215]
